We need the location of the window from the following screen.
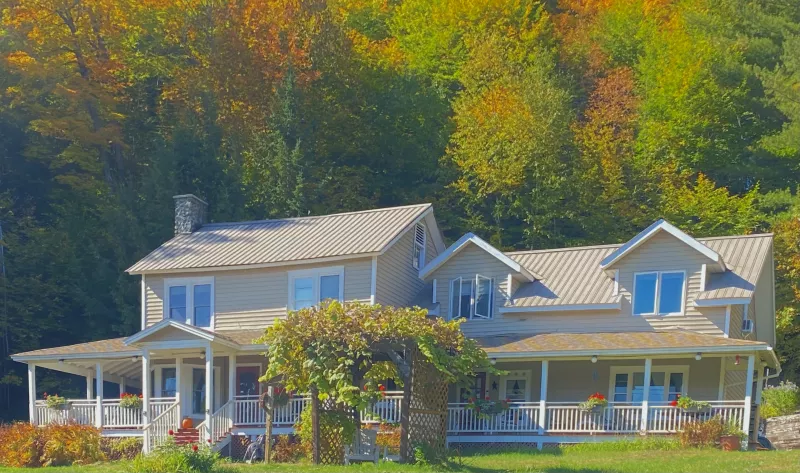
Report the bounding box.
[412,224,426,270]
[288,266,344,310]
[633,271,686,316]
[742,305,753,333]
[449,275,494,320]
[499,370,530,402]
[192,368,206,415]
[610,366,688,402]
[164,277,214,328]
[161,368,177,397]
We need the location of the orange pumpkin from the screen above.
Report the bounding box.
[181,417,194,429]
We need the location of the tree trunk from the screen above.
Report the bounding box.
[264,385,273,464]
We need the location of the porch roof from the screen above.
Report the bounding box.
[475,330,778,365]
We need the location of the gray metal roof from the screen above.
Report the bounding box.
[505,234,772,308]
[128,204,431,273]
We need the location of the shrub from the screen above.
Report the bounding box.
[101,437,143,461]
[0,422,104,467]
[0,422,40,467]
[376,423,400,455]
[678,417,725,448]
[130,437,219,473]
[761,381,800,418]
[270,435,304,463]
[412,442,448,466]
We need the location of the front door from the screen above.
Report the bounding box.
[235,366,261,396]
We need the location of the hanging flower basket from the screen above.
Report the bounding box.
[578,393,608,413]
[671,395,711,413]
[44,393,69,410]
[466,397,511,420]
[119,393,143,409]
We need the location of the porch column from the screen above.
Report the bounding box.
[753,363,765,442]
[742,354,755,443]
[175,357,182,404]
[86,370,94,400]
[119,376,126,395]
[640,358,652,433]
[142,351,151,453]
[28,363,36,425]
[228,355,236,404]
[538,360,548,436]
[95,363,104,428]
[205,344,214,442]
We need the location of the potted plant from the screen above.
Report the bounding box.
[119,392,143,409]
[719,421,745,451]
[44,392,69,410]
[672,395,711,413]
[466,396,511,419]
[579,393,608,414]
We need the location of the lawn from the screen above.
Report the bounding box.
[1,446,799,473]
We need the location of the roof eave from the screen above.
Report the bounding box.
[419,233,539,281]
[487,343,774,361]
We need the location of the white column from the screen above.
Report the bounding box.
[718,358,726,400]
[95,363,104,428]
[28,364,36,425]
[538,360,548,436]
[119,376,126,395]
[754,363,765,442]
[228,355,236,403]
[205,344,214,442]
[743,355,755,443]
[175,357,182,403]
[87,370,94,400]
[142,351,151,453]
[640,358,652,433]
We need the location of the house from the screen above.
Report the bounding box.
[12,195,779,452]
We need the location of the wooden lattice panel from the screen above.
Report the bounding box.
[318,398,349,464]
[404,347,449,460]
[229,435,251,460]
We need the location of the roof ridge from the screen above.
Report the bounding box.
[200,203,431,228]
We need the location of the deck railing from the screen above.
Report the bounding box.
[34,400,97,426]
[144,399,180,452]
[448,402,540,433]
[34,397,177,428]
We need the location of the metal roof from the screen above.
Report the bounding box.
[505,234,772,308]
[128,204,432,273]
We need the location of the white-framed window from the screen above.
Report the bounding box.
[163,277,215,328]
[287,266,344,311]
[609,365,689,403]
[499,370,531,402]
[449,275,493,320]
[412,223,426,270]
[742,304,753,333]
[632,271,686,316]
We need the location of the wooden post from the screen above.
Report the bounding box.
[311,385,320,465]
[538,360,549,438]
[264,385,274,464]
[640,358,652,433]
[743,355,756,445]
[399,351,414,463]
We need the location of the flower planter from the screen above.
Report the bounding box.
[719,435,741,451]
[586,405,605,414]
[681,406,711,414]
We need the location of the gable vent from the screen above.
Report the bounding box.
[415,223,426,246]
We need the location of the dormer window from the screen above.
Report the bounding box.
[412,223,426,270]
[633,271,686,316]
[450,275,493,319]
[164,277,214,328]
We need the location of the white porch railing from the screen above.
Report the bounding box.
[34,397,177,429]
[363,392,403,424]
[34,400,97,426]
[199,401,234,447]
[144,399,180,452]
[447,400,746,435]
[448,402,540,433]
[101,397,176,428]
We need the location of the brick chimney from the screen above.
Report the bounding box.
[173,194,208,235]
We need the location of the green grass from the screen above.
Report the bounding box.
[1,446,799,473]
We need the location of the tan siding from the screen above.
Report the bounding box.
[724,370,747,401]
[425,227,438,265]
[752,250,775,345]
[729,305,744,340]
[144,258,373,331]
[429,243,512,319]
[375,228,424,307]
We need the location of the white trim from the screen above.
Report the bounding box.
[608,364,689,403]
[370,257,377,305]
[613,269,619,297]
[724,306,731,338]
[488,344,771,359]
[498,370,532,402]
[694,297,752,307]
[412,223,426,272]
[123,318,238,349]
[163,276,215,329]
[743,355,755,439]
[499,300,622,314]
[718,358,726,400]
[507,274,514,303]
[419,233,539,281]
[600,219,724,271]
[28,364,36,425]
[287,265,345,311]
[632,270,686,316]
[741,303,754,334]
[13,350,142,363]
[432,279,437,304]
[700,264,707,292]
[129,252,379,275]
[141,275,146,330]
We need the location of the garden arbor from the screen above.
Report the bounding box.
[258,301,496,464]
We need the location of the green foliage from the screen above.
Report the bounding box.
[101,437,143,461]
[560,437,681,453]
[761,381,800,418]
[130,437,219,473]
[270,435,305,463]
[295,407,355,463]
[412,442,449,466]
[678,417,726,448]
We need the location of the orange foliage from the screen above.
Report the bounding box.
[0,422,104,467]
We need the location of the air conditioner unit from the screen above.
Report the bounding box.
[741,319,754,333]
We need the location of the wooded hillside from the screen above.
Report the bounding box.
[1,0,799,419]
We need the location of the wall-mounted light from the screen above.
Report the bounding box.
[490,358,497,366]
[591,355,598,364]
[695,353,702,361]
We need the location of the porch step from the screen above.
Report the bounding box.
[174,428,200,445]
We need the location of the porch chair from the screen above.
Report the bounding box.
[344,428,379,464]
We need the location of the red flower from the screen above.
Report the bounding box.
[485,396,490,401]
[669,400,678,407]
[378,384,386,392]
[588,392,605,401]
[207,439,212,443]
[192,444,198,451]
[139,394,143,398]
[168,430,174,436]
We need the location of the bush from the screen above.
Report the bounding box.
[0,422,104,467]
[761,381,800,418]
[130,437,219,473]
[101,437,143,461]
[376,423,400,456]
[270,435,304,463]
[678,417,725,448]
